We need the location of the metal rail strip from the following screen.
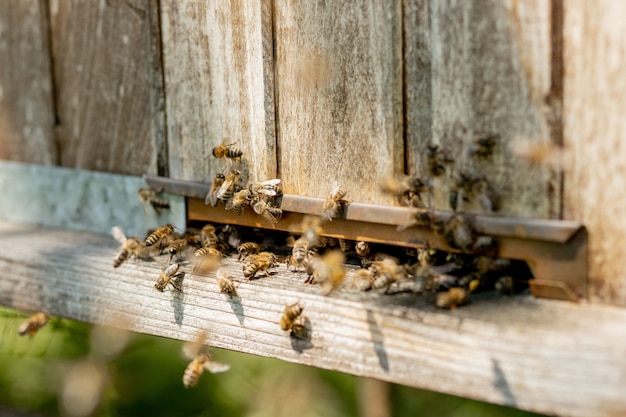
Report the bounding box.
[144,175,587,302]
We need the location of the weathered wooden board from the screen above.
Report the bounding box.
[410,0,559,218]
[49,0,166,176]
[273,0,403,204]
[1,220,625,417]
[160,0,276,185]
[0,0,57,164]
[562,1,626,306]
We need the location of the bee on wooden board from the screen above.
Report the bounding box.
[212,140,243,161]
[205,173,226,206]
[352,268,375,291]
[155,262,183,292]
[138,187,170,215]
[243,251,277,280]
[216,169,242,204]
[288,236,309,272]
[427,145,454,177]
[195,246,222,258]
[166,238,190,262]
[323,181,348,221]
[435,279,479,310]
[145,224,175,248]
[279,301,306,336]
[182,335,230,389]
[111,226,151,268]
[18,312,49,337]
[467,135,499,159]
[216,269,238,296]
[237,241,261,261]
[370,257,408,293]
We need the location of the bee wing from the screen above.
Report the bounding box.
[164,262,180,276]
[205,186,217,205]
[330,180,339,195]
[204,361,230,374]
[111,226,127,244]
[182,341,201,359]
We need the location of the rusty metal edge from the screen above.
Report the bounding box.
[144,174,583,243]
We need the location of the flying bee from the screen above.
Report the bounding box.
[427,145,454,177]
[380,175,430,207]
[301,215,323,247]
[226,189,251,215]
[248,178,282,197]
[355,241,370,257]
[212,140,242,161]
[252,199,282,226]
[243,252,277,280]
[145,224,175,248]
[352,268,374,291]
[237,242,261,261]
[323,181,348,221]
[371,257,407,293]
[435,279,479,310]
[193,250,222,274]
[182,335,230,389]
[216,269,238,296]
[289,237,309,271]
[154,263,182,292]
[468,135,499,159]
[111,226,150,268]
[18,312,49,337]
[138,187,170,215]
[200,224,218,248]
[279,301,304,332]
[205,173,226,206]
[309,250,346,295]
[194,246,222,257]
[216,169,242,204]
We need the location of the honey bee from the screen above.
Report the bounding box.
[495,275,514,296]
[289,237,309,271]
[433,215,475,253]
[18,312,49,337]
[145,224,175,247]
[193,250,222,274]
[216,269,238,296]
[112,226,150,268]
[370,257,407,292]
[155,262,182,292]
[212,140,243,161]
[352,268,374,291]
[338,238,351,252]
[323,181,348,221]
[427,145,454,177]
[309,250,346,295]
[279,301,304,332]
[216,169,242,203]
[166,238,189,261]
[252,199,282,226]
[468,135,498,159]
[194,246,222,257]
[243,252,277,280]
[380,175,430,207]
[509,137,571,169]
[205,173,226,206]
[138,187,170,215]
[237,242,261,261]
[200,224,218,248]
[248,178,282,197]
[435,279,479,310]
[355,241,370,257]
[226,189,251,215]
[182,336,230,389]
[301,215,323,247]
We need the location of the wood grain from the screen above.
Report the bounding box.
[1,220,625,417]
[0,0,57,164]
[410,0,560,218]
[49,0,166,176]
[273,0,403,204]
[160,0,276,185]
[562,1,626,306]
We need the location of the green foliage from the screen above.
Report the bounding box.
[0,307,545,417]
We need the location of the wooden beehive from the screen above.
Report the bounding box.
[1,1,626,416]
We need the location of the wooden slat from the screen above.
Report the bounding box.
[0,0,57,164]
[273,0,403,204]
[49,0,166,176]
[1,220,625,417]
[409,0,559,218]
[160,0,276,184]
[562,1,626,306]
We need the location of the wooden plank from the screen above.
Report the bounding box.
[273,0,403,204]
[49,0,166,176]
[160,0,276,184]
[1,220,625,417]
[412,0,559,218]
[562,1,626,306]
[0,0,57,164]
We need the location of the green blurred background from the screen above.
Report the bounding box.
[0,307,546,417]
